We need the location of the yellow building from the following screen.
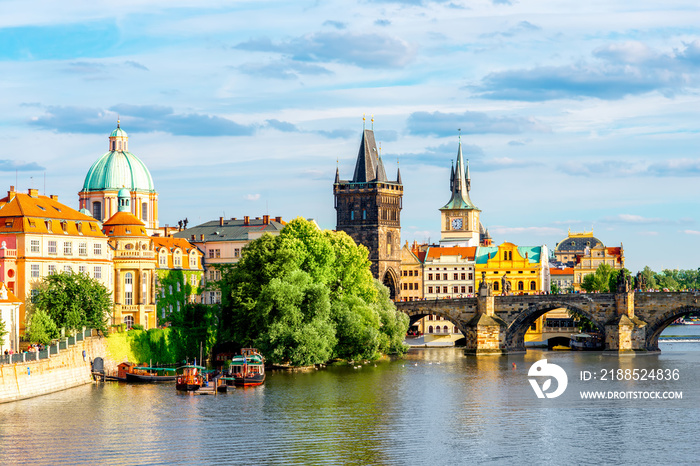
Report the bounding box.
[103,189,156,329]
[553,230,624,291]
[475,242,550,295]
[0,187,113,333]
[399,241,424,302]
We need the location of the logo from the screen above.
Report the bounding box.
[528,359,568,399]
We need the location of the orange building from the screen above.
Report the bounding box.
[0,186,112,332]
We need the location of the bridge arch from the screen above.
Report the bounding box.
[401,305,469,336]
[645,305,700,350]
[504,301,605,352]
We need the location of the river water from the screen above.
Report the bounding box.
[1,327,699,465]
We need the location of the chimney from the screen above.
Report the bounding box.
[274,216,281,223]
[263,215,269,224]
[28,188,39,198]
[191,235,195,241]
[8,186,16,201]
[219,217,224,226]
[199,234,204,241]
[244,216,249,226]
[50,194,58,201]
[255,217,260,220]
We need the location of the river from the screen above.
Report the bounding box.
[1,327,699,465]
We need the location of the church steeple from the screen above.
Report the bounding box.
[441,137,477,211]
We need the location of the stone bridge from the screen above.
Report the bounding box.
[396,289,700,354]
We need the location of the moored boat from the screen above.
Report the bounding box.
[228,348,265,387]
[125,367,177,383]
[570,333,603,350]
[176,365,205,391]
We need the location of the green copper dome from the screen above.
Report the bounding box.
[81,125,156,193]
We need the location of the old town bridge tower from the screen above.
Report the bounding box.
[334,128,402,299]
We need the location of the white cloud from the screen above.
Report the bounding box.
[245,194,261,201]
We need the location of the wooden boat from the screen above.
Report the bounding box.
[570,333,603,350]
[125,367,177,383]
[228,348,265,387]
[176,365,205,391]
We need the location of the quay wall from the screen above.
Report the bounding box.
[0,336,107,404]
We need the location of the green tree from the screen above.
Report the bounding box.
[639,266,657,290]
[550,282,560,294]
[218,217,408,366]
[25,309,59,345]
[169,303,219,364]
[0,317,8,351]
[608,268,632,292]
[580,263,616,292]
[32,272,112,333]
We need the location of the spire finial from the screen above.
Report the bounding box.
[371,115,374,131]
[117,116,121,128]
[458,128,461,142]
[363,113,366,130]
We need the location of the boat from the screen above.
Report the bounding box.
[570,333,603,351]
[125,366,177,383]
[228,348,265,387]
[176,364,206,391]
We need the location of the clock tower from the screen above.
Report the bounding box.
[439,137,481,247]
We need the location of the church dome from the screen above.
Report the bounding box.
[81,123,156,193]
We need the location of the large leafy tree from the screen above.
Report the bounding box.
[32,272,112,333]
[169,303,218,364]
[218,217,408,366]
[581,263,616,292]
[25,309,59,345]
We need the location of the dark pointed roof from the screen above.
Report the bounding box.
[352,129,381,182]
[441,140,479,211]
[397,166,402,184]
[375,156,387,182]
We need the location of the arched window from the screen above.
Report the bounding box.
[159,253,167,267]
[493,281,499,291]
[117,141,122,151]
[429,325,434,334]
[453,326,458,334]
[93,201,102,220]
[176,282,181,292]
[123,315,134,329]
[428,314,433,321]
[530,281,537,291]
[142,202,148,222]
[142,272,148,304]
[387,232,392,255]
[518,281,524,291]
[124,272,133,305]
[174,251,182,267]
[443,325,449,333]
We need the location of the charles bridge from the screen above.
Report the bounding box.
[395,286,700,354]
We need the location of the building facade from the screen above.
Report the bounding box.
[79,122,159,233]
[175,216,286,305]
[475,242,550,295]
[0,187,113,333]
[334,127,403,299]
[0,282,21,353]
[103,189,156,329]
[152,236,204,323]
[423,246,477,299]
[399,241,425,302]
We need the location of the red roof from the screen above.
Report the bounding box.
[426,246,477,261]
[550,268,573,275]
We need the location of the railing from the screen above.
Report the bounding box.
[0,328,94,366]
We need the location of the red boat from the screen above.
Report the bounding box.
[228,348,265,387]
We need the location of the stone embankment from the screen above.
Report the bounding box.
[0,336,107,404]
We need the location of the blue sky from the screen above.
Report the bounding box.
[2,0,700,273]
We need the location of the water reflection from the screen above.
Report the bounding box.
[1,344,699,465]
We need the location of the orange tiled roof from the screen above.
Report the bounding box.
[550,267,573,275]
[103,211,148,237]
[152,236,202,255]
[0,190,104,237]
[426,246,477,261]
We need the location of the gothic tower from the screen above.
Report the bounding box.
[439,136,483,247]
[334,127,403,299]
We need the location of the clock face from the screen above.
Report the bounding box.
[451,218,463,230]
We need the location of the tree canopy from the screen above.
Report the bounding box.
[30,272,112,334]
[218,217,408,366]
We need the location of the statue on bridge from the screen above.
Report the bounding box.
[617,273,631,293]
[479,271,493,297]
[636,272,646,291]
[501,274,511,295]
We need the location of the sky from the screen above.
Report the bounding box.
[1,0,699,273]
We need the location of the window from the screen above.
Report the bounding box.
[428,286,433,294]
[189,254,197,268]
[94,243,102,255]
[442,286,448,293]
[434,326,440,334]
[493,281,499,291]
[453,273,458,280]
[93,202,102,220]
[461,273,466,280]
[530,281,537,291]
[30,240,40,253]
[428,273,433,281]
[453,286,459,293]
[123,315,134,329]
[176,282,181,292]
[518,281,524,291]
[177,302,181,312]
[428,326,434,334]
[386,232,392,255]
[79,265,86,274]
[468,273,473,281]
[79,242,87,256]
[94,266,102,280]
[443,325,449,333]
[351,211,354,221]
[159,254,167,267]
[142,202,148,222]
[48,240,57,254]
[124,272,133,305]
[234,249,240,258]
[454,327,459,334]
[64,242,72,255]
[403,283,407,290]
[209,249,215,258]
[169,285,173,295]
[48,265,56,275]
[215,249,221,258]
[174,253,181,267]
[64,266,72,273]
[461,286,466,293]
[31,264,40,278]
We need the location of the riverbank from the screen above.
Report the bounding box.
[0,335,106,404]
